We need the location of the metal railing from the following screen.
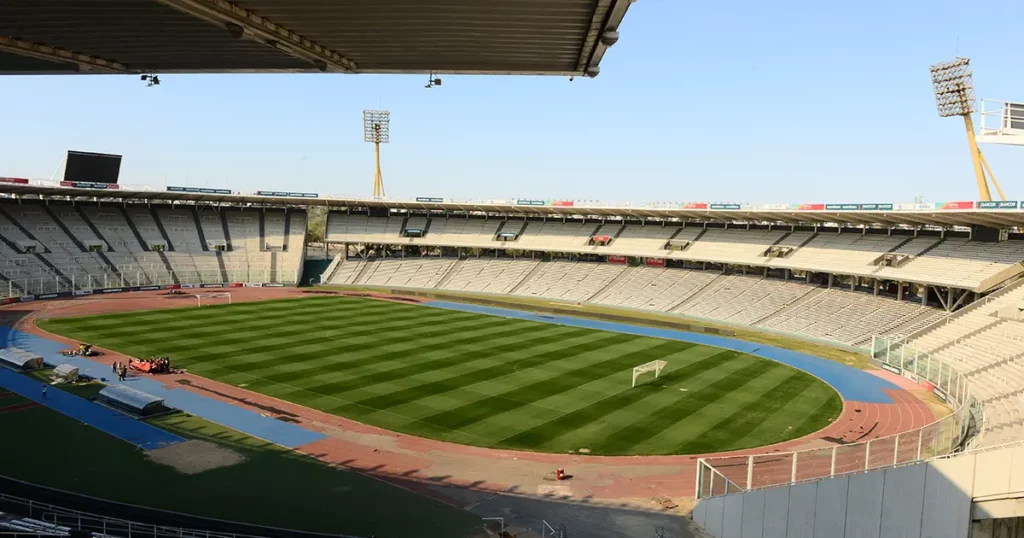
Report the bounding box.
[1,270,299,299]
[695,335,980,499]
[0,479,363,538]
[1,492,265,538]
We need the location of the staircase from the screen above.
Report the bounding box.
[436,258,467,288]
[0,205,49,253]
[665,227,685,243]
[670,272,730,311]
[190,209,210,251]
[886,235,917,253]
[43,206,87,252]
[31,253,74,288]
[0,209,74,285]
[46,206,121,281]
[587,265,636,302]
[916,237,946,257]
[150,208,175,251]
[118,207,151,251]
[73,207,112,251]
[352,259,377,284]
[509,260,549,294]
[795,232,819,249]
[754,287,826,326]
[282,210,291,251]
[258,211,266,251]
[214,251,229,282]
[493,220,507,238]
[156,251,180,285]
[220,211,233,251]
[748,285,819,325]
[0,232,20,252]
[769,231,792,247]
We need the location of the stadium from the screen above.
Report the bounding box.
[3,2,1024,538]
[0,180,1021,537]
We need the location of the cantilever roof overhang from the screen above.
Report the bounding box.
[1,0,633,76]
[3,183,1023,230]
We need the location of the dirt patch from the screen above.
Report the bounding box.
[145,440,246,475]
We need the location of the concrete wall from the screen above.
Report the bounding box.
[694,449,991,538]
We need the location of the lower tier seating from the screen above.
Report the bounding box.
[324,256,944,347]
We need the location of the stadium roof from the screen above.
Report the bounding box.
[3,182,1024,230]
[1,0,632,76]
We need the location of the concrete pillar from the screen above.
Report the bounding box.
[873,279,880,296]
[897,282,904,301]
[827,274,833,288]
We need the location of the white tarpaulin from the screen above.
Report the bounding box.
[0,347,44,370]
[53,363,79,382]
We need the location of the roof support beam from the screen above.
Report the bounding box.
[152,0,357,73]
[963,213,1015,228]
[575,0,632,77]
[0,36,128,73]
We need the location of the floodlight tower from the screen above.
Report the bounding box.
[929,57,1005,201]
[363,109,390,198]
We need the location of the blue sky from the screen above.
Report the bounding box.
[1,0,1022,204]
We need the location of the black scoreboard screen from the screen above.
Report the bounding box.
[64,151,122,184]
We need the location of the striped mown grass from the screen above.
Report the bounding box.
[0,390,481,537]
[40,296,843,455]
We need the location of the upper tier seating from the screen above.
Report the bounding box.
[875,238,1024,289]
[776,232,903,274]
[425,218,503,246]
[680,229,786,265]
[324,213,1024,291]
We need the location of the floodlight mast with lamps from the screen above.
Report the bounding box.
[363,109,390,197]
[929,57,1005,201]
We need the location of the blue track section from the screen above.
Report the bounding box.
[0,328,326,449]
[425,301,897,403]
[0,368,184,451]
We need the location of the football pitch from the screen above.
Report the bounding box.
[40,295,843,456]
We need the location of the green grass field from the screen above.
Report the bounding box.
[0,385,481,537]
[40,295,843,455]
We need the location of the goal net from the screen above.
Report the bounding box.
[193,292,232,307]
[632,360,668,387]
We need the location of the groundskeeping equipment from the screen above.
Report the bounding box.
[632,359,668,387]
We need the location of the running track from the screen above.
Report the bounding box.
[4,289,936,505]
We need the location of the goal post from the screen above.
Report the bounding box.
[193,292,232,307]
[632,360,668,387]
